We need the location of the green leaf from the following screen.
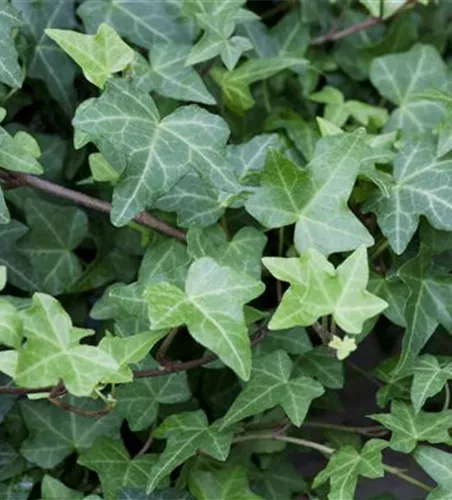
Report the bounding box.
[135,44,215,105]
[210,57,306,114]
[411,355,452,413]
[41,475,83,500]
[0,299,21,348]
[119,488,194,500]
[20,398,121,468]
[115,358,191,431]
[46,23,134,89]
[78,437,157,500]
[263,246,387,333]
[368,273,408,327]
[245,131,373,255]
[0,188,8,224]
[371,401,452,453]
[14,294,118,396]
[395,245,452,373]
[145,257,264,380]
[18,198,88,295]
[12,0,79,116]
[147,410,233,493]
[328,335,358,361]
[188,464,261,500]
[366,136,452,254]
[313,440,387,500]
[370,44,448,132]
[88,152,120,183]
[73,79,239,226]
[293,346,344,389]
[0,265,5,290]
[220,350,324,429]
[415,446,452,498]
[0,128,43,175]
[0,0,23,88]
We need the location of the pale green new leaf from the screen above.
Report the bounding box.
[41,475,83,500]
[145,257,264,380]
[370,44,448,132]
[187,225,266,280]
[73,80,239,226]
[89,153,120,183]
[313,440,387,500]
[246,131,373,255]
[147,410,233,493]
[18,199,88,295]
[415,446,452,499]
[46,23,134,88]
[12,0,79,116]
[115,358,191,431]
[0,127,43,174]
[78,437,157,500]
[411,355,452,413]
[366,136,452,254]
[0,299,21,348]
[264,246,387,333]
[20,398,121,468]
[14,294,119,396]
[211,57,306,114]
[220,350,324,429]
[0,0,23,88]
[371,401,452,453]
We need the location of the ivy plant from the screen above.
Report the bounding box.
[0,0,451,498]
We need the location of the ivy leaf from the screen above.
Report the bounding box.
[188,464,261,500]
[395,244,452,373]
[136,44,215,105]
[245,131,373,255]
[0,220,39,292]
[415,446,452,499]
[78,437,157,500]
[18,199,88,295]
[371,401,452,453]
[12,0,79,116]
[328,335,357,361]
[41,475,83,500]
[20,398,121,468]
[263,246,387,333]
[367,136,452,254]
[148,410,233,493]
[220,350,324,429]
[0,0,23,88]
[187,226,266,280]
[145,257,264,380]
[0,299,21,348]
[313,440,387,500]
[370,44,448,132]
[293,346,344,389]
[411,355,452,413]
[73,80,239,226]
[14,294,119,396]
[0,265,5,290]
[368,273,408,327]
[119,488,194,500]
[0,127,43,174]
[46,24,134,89]
[115,358,191,431]
[77,0,191,48]
[211,57,306,114]
[0,188,8,224]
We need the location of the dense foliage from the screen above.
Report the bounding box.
[0,0,452,498]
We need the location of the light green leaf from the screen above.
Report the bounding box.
[78,0,192,48]
[136,43,215,104]
[46,23,134,88]
[145,257,264,380]
[15,294,118,396]
[188,464,261,500]
[395,245,452,373]
[89,153,120,183]
[73,79,239,226]
[263,246,387,333]
[20,398,121,468]
[211,57,306,114]
[371,401,452,453]
[328,335,357,361]
[220,350,324,429]
[415,446,452,499]
[18,199,88,295]
[115,358,191,431]
[359,0,406,19]
[246,131,373,255]
[313,440,387,500]
[0,188,8,225]
[366,136,452,254]
[41,475,83,500]
[437,109,452,158]
[147,410,233,493]
[0,128,43,175]
[187,225,266,280]
[0,265,5,290]
[411,355,452,413]
[370,44,448,132]
[0,299,21,348]
[78,437,157,500]
[12,0,79,116]
[0,0,23,88]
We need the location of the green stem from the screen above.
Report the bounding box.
[369,238,389,261]
[443,382,450,411]
[262,80,272,114]
[303,421,387,436]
